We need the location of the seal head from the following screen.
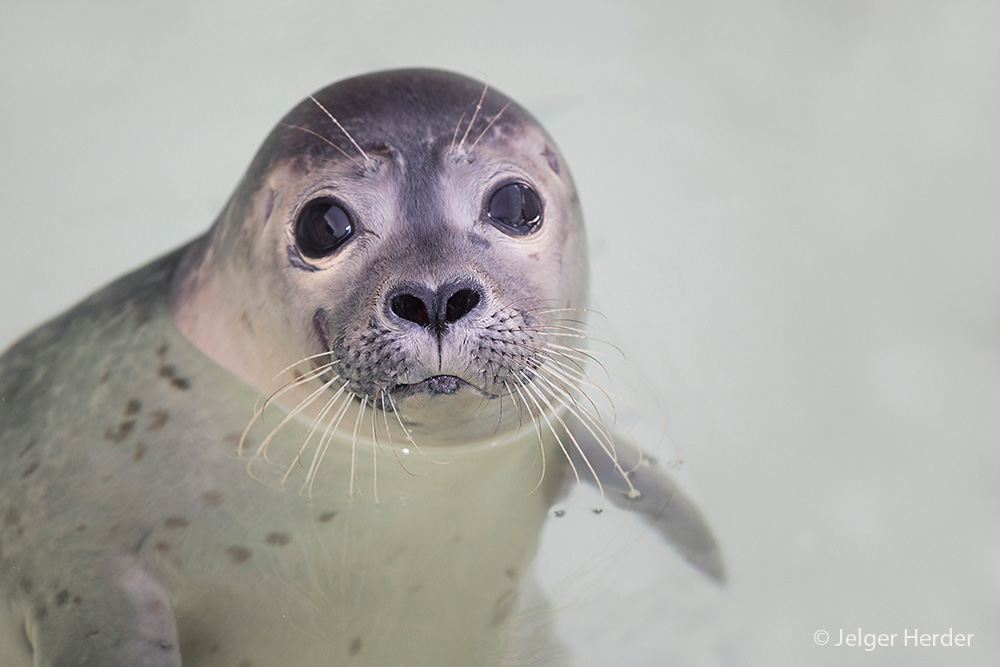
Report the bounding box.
[171,69,587,444]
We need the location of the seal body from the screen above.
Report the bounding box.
[0,69,722,666]
[0,70,587,666]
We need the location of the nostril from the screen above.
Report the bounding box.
[445,289,480,323]
[391,294,429,326]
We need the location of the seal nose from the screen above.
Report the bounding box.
[387,281,483,333]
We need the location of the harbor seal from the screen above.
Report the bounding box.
[0,69,721,666]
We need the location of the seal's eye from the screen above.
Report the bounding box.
[295,199,353,257]
[487,183,542,236]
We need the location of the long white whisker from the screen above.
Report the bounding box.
[305,390,356,497]
[284,124,363,169]
[456,82,489,152]
[525,376,607,503]
[384,393,447,466]
[468,100,511,151]
[509,379,548,497]
[349,396,368,498]
[514,376,581,501]
[533,373,638,496]
[247,373,343,466]
[308,95,371,164]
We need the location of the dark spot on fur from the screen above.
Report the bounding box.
[147,411,170,431]
[55,589,69,606]
[3,507,20,526]
[263,187,275,222]
[491,589,517,627]
[467,231,491,248]
[84,629,100,638]
[73,596,82,605]
[146,599,164,613]
[318,511,337,523]
[554,510,565,517]
[155,541,171,553]
[17,439,37,458]
[33,605,46,623]
[104,420,136,444]
[349,637,363,656]
[157,344,169,357]
[163,516,190,529]
[108,524,120,537]
[100,371,111,384]
[227,546,252,564]
[134,311,151,330]
[201,490,223,508]
[543,144,560,174]
[313,309,330,349]
[505,568,518,579]
[592,508,603,515]
[265,532,291,547]
[125,399,142,416]
[159,366,191,389]
[223,432,247,449]
[20,461,39,478]
[19,577,32,593]
[75,525,87,532]
[133,442,148,462]
[240,311,254,335]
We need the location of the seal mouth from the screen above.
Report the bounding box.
[394,374,472,398]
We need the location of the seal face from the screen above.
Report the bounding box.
[171,69,588,448]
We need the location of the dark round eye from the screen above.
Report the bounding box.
[295,199,353,257]
[487,183,542,236]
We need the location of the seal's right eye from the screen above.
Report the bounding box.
[295,199,353,258]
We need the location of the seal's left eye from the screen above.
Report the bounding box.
[296,199,353,257]
[487,183,542,236]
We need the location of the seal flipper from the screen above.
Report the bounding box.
[566,422,726,583]
[24,556,181,667]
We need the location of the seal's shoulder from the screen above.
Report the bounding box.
[0,244,190,415]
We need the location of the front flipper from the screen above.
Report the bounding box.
[24,556,181,667]
[567,423,725,582]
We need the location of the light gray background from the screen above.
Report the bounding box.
[2,2,998,666]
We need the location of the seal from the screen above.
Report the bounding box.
[0,69,721,666]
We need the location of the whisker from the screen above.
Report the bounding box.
[349,396,368,499]
[304,390,356,497]
[281,381,350,485]
[450,109,468,153]
[307,95,371,164]
[456,82,489,152]
[284,124,363,169]
[242,371,342,464]
[534,372,638,496]
[380,391,416,477]
[384,393,448,466]
[509,379,548,497]
[525,376,608,503]
[514,376,581,503]
[257,354,340,416]
[468,100,511,151]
